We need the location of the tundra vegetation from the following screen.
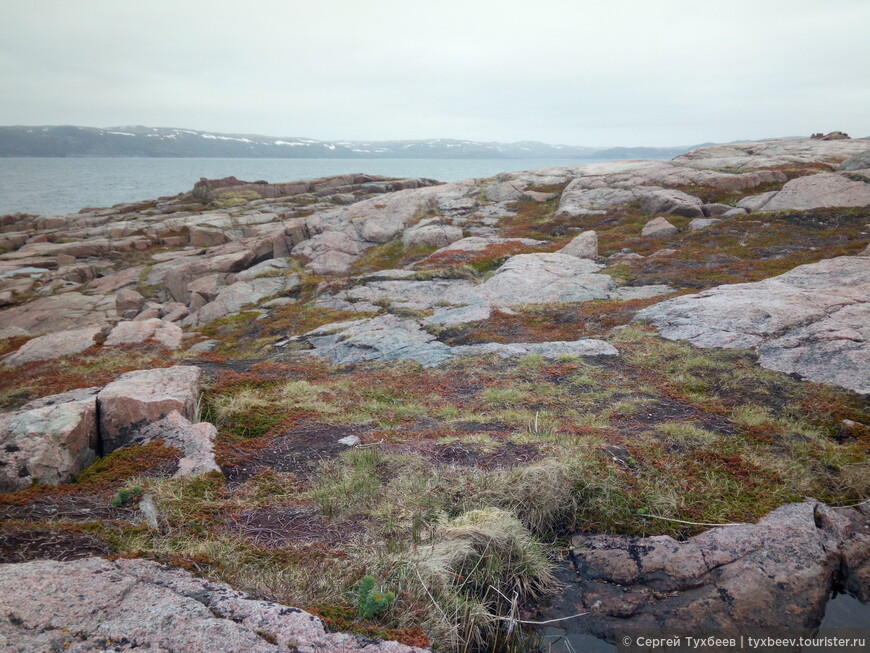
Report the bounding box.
[1,145,869,651]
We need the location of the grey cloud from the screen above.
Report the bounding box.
[1,0,868,145]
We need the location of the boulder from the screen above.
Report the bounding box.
[305,314,454,367]
[188,273,228,302]
[193,275,299,325]
[636,256,870,393]
[189,225,230,247]
[133,411,220,477]
[555,184,636,218]
[97,366,202,454]
[639,189,704,218]
[104,318,183,350]
[736,190,779,212]
[402,223,464,249]
[838,149,870,171]
[641,216,678,238]
[687,217,721,231]
[541,501,869,641]
[235,258,289,282]
[0,292,115,335]
[3,326,102,365]
[477,253,613,305]
[702,202,733,216]
[761,173,870,211]
[0,557,428,652]
[558,230,598,259]
[0,388,99,492]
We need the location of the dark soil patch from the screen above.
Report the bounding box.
[221,422,372,483]
[0,527,109,563]
[611,398,736,438]
[0,494,138,522]
[437,297,671,346]
[399,438,541,470]
[223,506,362,548]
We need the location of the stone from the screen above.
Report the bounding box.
[104,318,183,350]
[640,216,678,238]
[687,217,721,231]
[861,243,870,256]
[187,273,228,301]
[0,292,115,335]
[305,314,619,366]
[189,225,229,247]
[235,257,289,282]
[648,248,677,258]
[0,326,29,340]
[428,236,544,255]
[736,190,779,212]
[3,325,102,365]
[477,253,613,305]
[338,435,361,447]
[0,387,99,492]
[402,223,464,249]
[540,500,870,641]
[701,202,733,217]
[637,256,870,394]
[639,189,704,217]
[558,230,598,259]
[723,207,748,216]
[555,181,636,218]
[305,314,454,367]
[454,339,618,359]
[0,557,428,652]
[761,173,870,211]
[838,149,870,171]
[188,339,220,352]
[193,275,299,325]
[97,366,202,454]
[133,410,220,477]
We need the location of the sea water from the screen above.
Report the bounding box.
[0,157,615,216]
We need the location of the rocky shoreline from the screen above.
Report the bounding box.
[1,137,869,651]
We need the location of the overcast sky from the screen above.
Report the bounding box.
[2,0,868,146]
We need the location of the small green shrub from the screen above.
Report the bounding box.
[111,485,143,507]
[356,575,395,620]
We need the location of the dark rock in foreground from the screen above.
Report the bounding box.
[0,556,429,652]
[539,500,870,642]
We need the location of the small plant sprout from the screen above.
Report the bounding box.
[356,575,395,620]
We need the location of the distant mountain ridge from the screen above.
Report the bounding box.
[0,125,701,159]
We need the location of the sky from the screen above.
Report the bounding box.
[1,0,869,147]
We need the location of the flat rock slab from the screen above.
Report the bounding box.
[97,366,202,454]
[540,501,869,641]
[0,557,428,652]
[105,318,183,350]
[3,325,102,365]
[0,387,99,493]
[760,172,870,211]
[637,256,870,394]
[301,314,618,366]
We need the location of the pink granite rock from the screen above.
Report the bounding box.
[104,318,183,350]
[97,366,201,453]
[3,325,102,365]
[0,388,99,492]
[0,557,429,652]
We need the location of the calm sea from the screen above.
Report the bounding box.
[0,157,615,217]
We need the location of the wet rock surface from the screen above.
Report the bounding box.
[538,501,870,642]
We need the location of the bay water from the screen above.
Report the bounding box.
[0,157,614,217]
